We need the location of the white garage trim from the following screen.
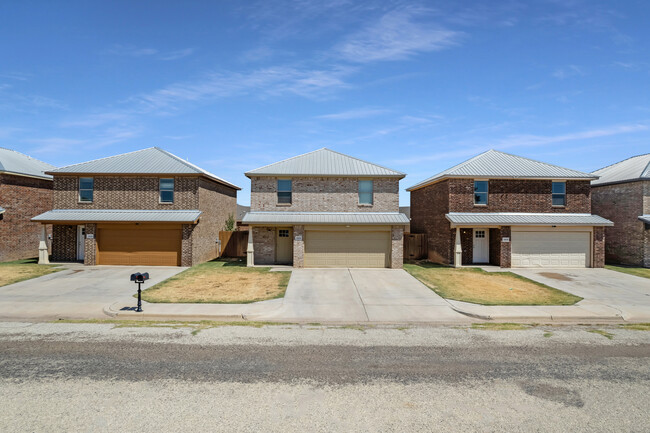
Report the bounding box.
[511,227,592,268]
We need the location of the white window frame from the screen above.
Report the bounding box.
[159,178,175,204]
[474,180,488,205]
[358,179,373,205]
[78,177,94,203]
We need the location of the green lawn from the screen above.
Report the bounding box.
[0,258,60,287]
[404,262,582,306]
[141,258,291,304]
[605,265,650,279]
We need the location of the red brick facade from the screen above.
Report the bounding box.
[591,181,648,267]
[51,175,237,266]
[0,174,53,262]
[410,178,602,267]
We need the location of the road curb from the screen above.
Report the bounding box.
[103,302,246,322]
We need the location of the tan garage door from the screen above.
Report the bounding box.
[304,231,390,268]
[511,231,590,268]
[97,225,182,266]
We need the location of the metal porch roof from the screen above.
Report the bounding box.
[446,212,613,227]
[32,209,202,223]
[242,211,410,225]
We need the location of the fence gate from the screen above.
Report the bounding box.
[219,231,249,258]
[403,233,427,260]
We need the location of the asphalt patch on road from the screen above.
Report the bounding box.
[519,382,584,408]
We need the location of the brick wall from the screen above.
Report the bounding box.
[391,225,404,269]
[192,178,237,265]
[410,180,452,264]
[181,224,194,267]
[591,181,645,266]
[0,174,53,262]
[593,226,605,268]
[52,225,77,262]
[460,228,473,265]
[252,226,276,265]
[500,226,512,268]
[83,223,96,265]
[250,176,400,212]
[489,228,501,265]
[53,176,200,209]
[449,179,591,213]
[293,225,305,267]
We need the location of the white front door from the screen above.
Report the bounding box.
[472,229,489,263]
[77,225,86,261]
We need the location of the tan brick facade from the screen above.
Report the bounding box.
[411,178,601,267]
[390,226,404,269]
[51,175,237,266]
[0,174,53,262]
[250,176,399,212]
[293,225,305,267]
[591,180,649,267]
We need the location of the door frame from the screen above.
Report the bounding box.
[76,225,86,261]
[275,227,293,265]
[472,228,489,264]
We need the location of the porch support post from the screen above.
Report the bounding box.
[38,224,50,265]
[246,227,254,267]
[454,227,462,268]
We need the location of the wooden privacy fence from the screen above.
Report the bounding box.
[404,233,427,260]
[219,231,249,258]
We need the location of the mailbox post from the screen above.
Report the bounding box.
[130,272,150,312]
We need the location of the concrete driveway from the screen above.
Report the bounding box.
[510,268,650,321]
[259,268,469,323]
[0,264,185,320]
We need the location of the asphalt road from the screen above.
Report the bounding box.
[0,322,649,432]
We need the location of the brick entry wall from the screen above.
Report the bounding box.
[252,226,276,265]
[52,225,77,262]
[500,226,512,268]
[391,226,404,269]
[293,225,304,267]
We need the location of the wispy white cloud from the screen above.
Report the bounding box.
[107,44,158,57]
[336,8,463,63]
[160,48,195,61]
[315,108,389,120]
[553,65,585,79]
[0,71,32,81]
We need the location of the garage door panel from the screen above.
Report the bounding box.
[511,231,590,268]
[304,231,389,268]
[97,226,182,266]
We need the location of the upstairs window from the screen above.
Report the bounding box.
[358,180,373,205]
[277,179,292,204]
[552,181,566,206]
[79,177,94,202]
[160,178,175,203]
[474,180,488,205]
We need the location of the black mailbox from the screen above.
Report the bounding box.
[130,272,150,312]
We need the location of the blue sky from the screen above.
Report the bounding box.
[1,0,649,205]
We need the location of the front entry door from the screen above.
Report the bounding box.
[276,228,293,265]
[77,225,86,261]
[472,229,489,263]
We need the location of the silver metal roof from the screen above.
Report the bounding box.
[407,150,597,191]
[592,153,650,186]
[49,147,240,190]
[639,215,650,224]
[243,211,410,225]
[245,148,405,178]
[446,212,613,227]
[32,209,202,223]
[236,204,250,221]
[0,207,4,214]
[0,147,56,180]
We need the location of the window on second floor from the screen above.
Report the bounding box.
[358,180,373,205]
[552,181,566,206]
[277,179,292,204]
[160,178,174,203]
[474,180,488,205]
[79,177,94,202]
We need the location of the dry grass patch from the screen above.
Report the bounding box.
[404,262,582,306]
[471,322,532,330]
[141,259,291,303]
[605,265,650,279]
[0,258,60,287]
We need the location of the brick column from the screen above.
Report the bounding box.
[293,225,304,268]
[84,223,97,265]
[500,226,512,268]
[181,224,194,267]
[391,226,404,269]
[593,226,605,268]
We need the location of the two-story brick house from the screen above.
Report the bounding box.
[0,148,55,262]
[407,150,612,268]
[32,147,239,266]
[242,148,409,268]
[591,153,650,267]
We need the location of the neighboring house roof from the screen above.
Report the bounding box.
[591,153,650,186]
[0,147,56,180]
[407,150,597,191]
[32,209,202,223]
[245,148,405,178]
[446,212,613,227]
[48,147,240,190]
[236,204,250,222]
[242,211,410,225]
[639,215,650,225]
[399,206,410,219]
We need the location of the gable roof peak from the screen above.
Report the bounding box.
[592,152,650,186]
[0,147,56,180]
